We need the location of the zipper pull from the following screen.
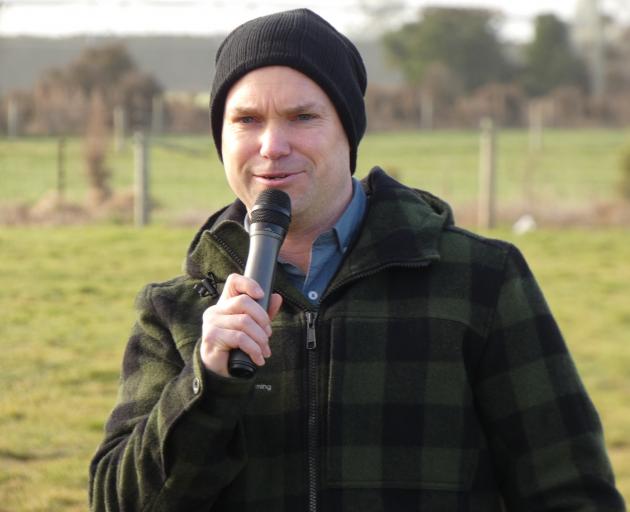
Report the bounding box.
[306,312,318,350]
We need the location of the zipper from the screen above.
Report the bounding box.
[305,311,319,512]
[211,232,432,511]
[306,311,317,350]
[301,263,432,511]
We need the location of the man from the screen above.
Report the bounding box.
[90,8,625,512]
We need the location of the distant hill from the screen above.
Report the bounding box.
[0,35,402,94]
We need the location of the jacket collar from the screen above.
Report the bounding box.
[326,167,450,292]
[186,167,452,298]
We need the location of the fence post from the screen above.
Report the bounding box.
[7,98,19,138]
[152,95,164,135]
[114,106,126,153]
[419,90,433,131]
[57,137,66,202]
[134,131,150,227]
[478,117,497,229]
[528,101,544,152]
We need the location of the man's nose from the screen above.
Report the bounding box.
[259,122,291,159]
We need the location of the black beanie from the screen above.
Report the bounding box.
[210,8,367,174]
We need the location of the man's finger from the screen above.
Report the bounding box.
[209,311,270,347]
[205,327,267,366]
[268,293,283,321]
[220,273,264,302]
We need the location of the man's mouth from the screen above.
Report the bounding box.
[254,172,302,184]
[262,174,290,180]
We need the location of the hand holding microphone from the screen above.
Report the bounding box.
[200,189,291,379]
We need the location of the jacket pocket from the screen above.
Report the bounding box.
[325,316,481,491]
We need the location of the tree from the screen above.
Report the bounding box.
[523,14,589,96]
[383,7,512,93]
[84,90,112,206]
[602,26,630,95]
[36,43,162,132]
[68,43,136,99]
[115,70,163,129]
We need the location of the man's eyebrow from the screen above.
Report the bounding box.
[283,102,324,115]
[226,103,325,116]
[227,106,258,116]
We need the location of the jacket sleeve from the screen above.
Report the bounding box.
[89,283,253,511]
[474,245,625,511]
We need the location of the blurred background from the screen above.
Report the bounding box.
[2,0,630,225]
[1,1,629,511]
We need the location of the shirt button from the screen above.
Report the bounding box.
[192,377,201,395]
[308,290,319,301]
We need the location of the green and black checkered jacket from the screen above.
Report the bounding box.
[90,168,625,511]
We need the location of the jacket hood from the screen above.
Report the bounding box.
[185,167,454,280]
[363,166,454,226]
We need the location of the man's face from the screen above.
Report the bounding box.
[221,66,353,233]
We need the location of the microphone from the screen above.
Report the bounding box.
[228,189,291,379]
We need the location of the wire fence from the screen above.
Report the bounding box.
[1,127,629,228]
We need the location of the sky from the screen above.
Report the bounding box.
[0,0,625,41]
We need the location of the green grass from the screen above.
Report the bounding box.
[0,226,629,510]
[0,226,189,512]
[1,129,629,223]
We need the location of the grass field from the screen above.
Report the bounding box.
[1,128,629,224]
[0,226,629,511]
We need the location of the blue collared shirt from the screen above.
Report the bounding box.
[280,179,366,304]
[245,178,367,305]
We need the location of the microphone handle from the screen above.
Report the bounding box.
[228,226,285,379]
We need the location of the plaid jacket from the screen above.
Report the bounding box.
[90,168,625,512]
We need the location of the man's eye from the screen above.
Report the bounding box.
[238,116,256,124]
[296,113,315,121]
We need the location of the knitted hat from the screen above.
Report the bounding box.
[210,8,367,174]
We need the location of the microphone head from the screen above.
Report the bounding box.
[250,189,291,230]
